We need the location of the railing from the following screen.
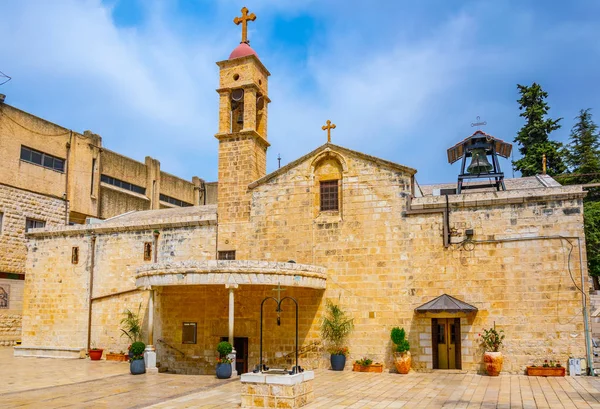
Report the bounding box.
[157,338,185,357]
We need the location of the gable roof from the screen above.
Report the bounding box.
[248,142,416,189]
[415,294,478,313]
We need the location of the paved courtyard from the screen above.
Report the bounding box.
[2,348,600,408]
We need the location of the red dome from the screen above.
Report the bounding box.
[229,43,259,60]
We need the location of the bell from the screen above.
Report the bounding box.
[236,113,244,125]
[467,149,493,174]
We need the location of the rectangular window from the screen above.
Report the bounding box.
[71,247,79,264]
[20,146,65,172]
[182,322,197,344]
[218,250,236,260]
[320,180,339,211]
[159,193,192,207]
[90,158,96,196]
[143,242,152,261]
[25,218,45,232]
[100,174,146,195]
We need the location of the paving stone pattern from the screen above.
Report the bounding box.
[4,349,600,408]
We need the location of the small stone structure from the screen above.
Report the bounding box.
[241,371,314,408]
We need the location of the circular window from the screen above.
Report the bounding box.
[233,74,240,81]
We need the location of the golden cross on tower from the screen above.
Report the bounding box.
[234,7,256,44]
[322,120,336,143]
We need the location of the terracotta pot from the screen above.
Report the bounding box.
[352,363,383,372]
[89,349,103,360]
[483,351,503,376]
[526,366,565,377]
[394,351,411,374]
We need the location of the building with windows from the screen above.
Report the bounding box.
[0,102,216,346]
[15,10,592,376]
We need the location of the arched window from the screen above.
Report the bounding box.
[313,154,344,215]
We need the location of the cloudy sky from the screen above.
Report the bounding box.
[1,0,599,184]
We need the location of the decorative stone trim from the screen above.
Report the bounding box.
[410,185,586,211]
[135,260,327,290]
[26,214,217,238]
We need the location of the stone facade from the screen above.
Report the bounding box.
[16,33,592,377]
[0,184,65,345]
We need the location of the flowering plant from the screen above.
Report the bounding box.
[328,346,349,356]
[531,359,561,368]
[217,356,233,364]
[355,357,373,366]
[479,327,505,352]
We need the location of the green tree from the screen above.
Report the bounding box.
[566,109,600,185]
[584,201,600,284]
[512,83,566,176]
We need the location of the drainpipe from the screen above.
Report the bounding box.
[86,234,96,351]
[578,237,595,376]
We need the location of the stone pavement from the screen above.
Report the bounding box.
[3,348,600,408]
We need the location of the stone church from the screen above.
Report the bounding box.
[16,10,592,375]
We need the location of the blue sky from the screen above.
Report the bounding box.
[1,0,600,185]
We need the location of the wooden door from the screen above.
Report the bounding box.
[221,337,248,374]
[432,318,461,369]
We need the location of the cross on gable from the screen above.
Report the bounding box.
[234,7,257,44]
[322,120,336,143]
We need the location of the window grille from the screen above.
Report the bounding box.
[71,247,79,264]
[320,180,339,211]
[218,250,236,260]
[144,242,152,261]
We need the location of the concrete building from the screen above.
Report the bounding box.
[15,12,593,376]
[0,102,216,346]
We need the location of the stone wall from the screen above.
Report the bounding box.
[0,183,66,274]
[21,207,217,357]
[0,278,24,345]
[239,146,588,373]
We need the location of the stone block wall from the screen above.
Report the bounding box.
[241,147,589,373]
[22,207,217,356]
[0,184,66,274]
[0,278,24,345]
[156,285,323,374]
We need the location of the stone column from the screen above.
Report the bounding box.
[226,283,238,376]
[144,288,158,374]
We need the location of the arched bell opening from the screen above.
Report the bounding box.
[230,88,245,133]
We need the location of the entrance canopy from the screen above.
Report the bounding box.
[135,260,326,289]
[415,294,477,313]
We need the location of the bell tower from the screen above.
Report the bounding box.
[215,7,270,242]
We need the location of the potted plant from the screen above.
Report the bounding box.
[320,300,354,371]
[480,326,505,376]
[129,341,146,375]
[121,303,143,358]
[352,357,383,373]
[391,327,411,374]
[106,350,129,362]
[527,360,566,377]
[216,341,233,379]
[89,346,103,361]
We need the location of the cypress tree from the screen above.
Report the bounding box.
[512,83,566,176]
[566,108,600,184]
